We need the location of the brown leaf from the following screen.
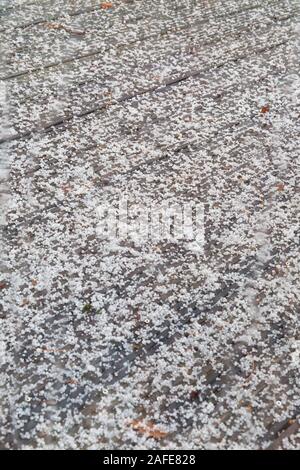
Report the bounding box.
[100,2,113,9]
[61,184,72,194]
[44,22,63,30]
[260,105,270,114]
[273,266,285,277]
[66,378,79,385]
[190,390,199,401]
[276,182,285,192]
[31,279,38,286]
[129,419,168,439]
[0,282,7,289]
[44,22,85,36]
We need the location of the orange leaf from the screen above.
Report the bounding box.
[129,419,168,439]
[100,2,113,9]
[44,22,63,30]
[260,105,270,114]
[44,22,85,36]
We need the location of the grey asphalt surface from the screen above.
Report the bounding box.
[0,0,299,449]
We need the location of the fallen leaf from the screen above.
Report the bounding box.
[255,292,264,304]
[100,2,113,9]
[276,182,285,191]
[44,22,85,36]
[190,390,199,401]
[44,22,63,30]
[66,378,79,385]
[61,184,72,194]
[260,105,270,114]
[273,266,285,276]
[0,282,7,289]
[129,419,168,439]
[31,279,38,286]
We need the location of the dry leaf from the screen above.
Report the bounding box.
[129,419,168,439]
[100,2,113,9]
[274,266,285,276]
[31,279,38,286]
[61,184,71,194]
[44,22,85,36]
[276,182,285,191]
[45,22,63,30]
[0,282,7,289]
[66,378,79,385]
[190,390,199,401]
[260,105,270,114]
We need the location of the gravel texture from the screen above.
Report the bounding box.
[0,0,299,449]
